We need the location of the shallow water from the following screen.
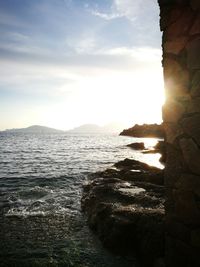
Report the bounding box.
[0,132,163,267]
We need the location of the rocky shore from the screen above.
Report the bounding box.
[120,124,164,138]
[82,157,165,267]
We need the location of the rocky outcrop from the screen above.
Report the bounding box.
[82,159,165,266]
[120,124,164,138]
[127,142,145,150]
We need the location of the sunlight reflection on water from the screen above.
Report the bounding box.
[126,137,164,169]
[143,137,159,149]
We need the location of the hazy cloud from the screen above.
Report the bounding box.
[90,0,144,22]
[114,0,140,21]
[90,10,123,20]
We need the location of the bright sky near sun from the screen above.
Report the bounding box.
[0,0,164,130]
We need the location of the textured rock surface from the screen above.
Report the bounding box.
[82,158,165,267]
[159,0,200,266]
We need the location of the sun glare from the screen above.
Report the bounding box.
[37,65,164,130]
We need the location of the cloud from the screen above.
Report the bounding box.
[90,0,157,23]
[103,46,162,62]
[90,0,142,21]
[114,0,140,21]
[6,32,29,41]
[0,42,50,57]
[90,10,123,20]
[65,37,97,54]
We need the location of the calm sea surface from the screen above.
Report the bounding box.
[0,132,163,267]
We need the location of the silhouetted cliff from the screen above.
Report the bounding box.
[120,123,164,138]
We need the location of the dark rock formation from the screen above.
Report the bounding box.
[159,0,200,266]
[127,142,145,150]
[82,159,165,266]
[120,124,164,138]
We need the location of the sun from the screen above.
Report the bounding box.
[34,65,165,130]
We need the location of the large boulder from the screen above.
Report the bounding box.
[82,159,165,267]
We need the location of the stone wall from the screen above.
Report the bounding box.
[158,0,200,266]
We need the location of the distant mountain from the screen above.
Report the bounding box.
[4,125,63,133]
[2,122,126,134]
[67,124,102,133]
[67,123,124,133]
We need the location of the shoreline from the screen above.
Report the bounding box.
[82,153,165,267]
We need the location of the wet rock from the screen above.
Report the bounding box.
[114,158,161,172]
[82,158,165,266]
[127,142,145,150]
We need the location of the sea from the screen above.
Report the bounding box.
[0,132,163,267]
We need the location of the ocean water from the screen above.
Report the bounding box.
[0,132,163,267]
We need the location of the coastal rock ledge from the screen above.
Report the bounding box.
[81,159,165,267]
[120,124,164,138]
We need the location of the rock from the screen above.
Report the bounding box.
[166,8,195,40]
[164,37,188,55]
[93,158,164,186]
[173,189,200,225]
[179,138,200,175]
[190,14,200,35]
[190,70,200,97]
[154,140,165,150]
[82,158,165,266]
[154,141,166,164]
[120,124,164,138]
[180,114,200,146]
[187,39,200,70]
[175,173,200,197]
[162,99,185,123]
[163,122,183,144]
[127,142,145,150]
[191,229,200,247]
[187,98,200,114]
[164,143,184,188]
[114,158,162,173]
[190,0,200,10]
[163,58,189,98]
[159,5,171,31]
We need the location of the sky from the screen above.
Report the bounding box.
[0,0,164,131]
